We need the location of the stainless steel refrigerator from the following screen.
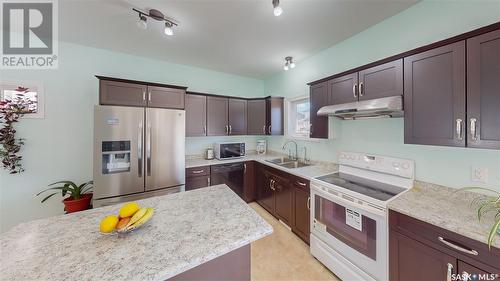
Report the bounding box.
[93,105,185,207]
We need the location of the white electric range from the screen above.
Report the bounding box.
[310,151,414,281]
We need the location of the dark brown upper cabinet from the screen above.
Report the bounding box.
[309,82,329,139]
[147,86,185,109]
[99,80,147,107]
[185,94,207,137]
[328,72,358,105]
[228,98,247,135]
[207,96,229,136]
[97,76,187,109]
[358,60,403,101]
[247,99,267,135]
[467,29,500,149]
[266,97,284,135]
[404,41,466,147]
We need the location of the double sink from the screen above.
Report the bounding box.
[265,157,312,169]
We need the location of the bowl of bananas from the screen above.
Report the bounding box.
[99,202,154,235]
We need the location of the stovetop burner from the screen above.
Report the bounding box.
[315,172,406,201]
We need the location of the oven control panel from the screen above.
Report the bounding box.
[338,151,414,179]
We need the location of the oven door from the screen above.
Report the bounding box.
[310,183,388,281]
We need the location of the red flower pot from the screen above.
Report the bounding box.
[63,193,93,213]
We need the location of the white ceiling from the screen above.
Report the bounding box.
[59,0,419,79]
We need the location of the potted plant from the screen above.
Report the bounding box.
[37,180,94,213]
[460,187,500,249]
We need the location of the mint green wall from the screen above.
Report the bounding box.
[264,0,500,190]
[0,41,264,232]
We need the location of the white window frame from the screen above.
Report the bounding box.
[0,80,45,119]
[285,95,311,140]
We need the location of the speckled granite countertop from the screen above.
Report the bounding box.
[388,181,500,249]
[186,152,338,180]
[0,185,273,281]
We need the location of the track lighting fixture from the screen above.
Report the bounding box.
[284,56,295,71]
[137,14,147,30]
[133,8,178,36]
[164,22,174,36]
[272,0,283,16]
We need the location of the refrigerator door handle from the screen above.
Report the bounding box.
[138,122,143,178]
[146,123,152,176]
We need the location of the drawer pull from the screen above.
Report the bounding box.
[296,181,307,187]
[438,237,478,256]
[192,170,204,174]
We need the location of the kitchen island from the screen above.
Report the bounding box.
[0,185,272,281]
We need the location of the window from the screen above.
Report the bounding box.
[0,81,44,118]
[287,96,310,138]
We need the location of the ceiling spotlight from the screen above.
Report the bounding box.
[133,8,178,36]
[284,56,295,71]
[272,0,283,16]
[164,22,174,36]
[137,14,147,30]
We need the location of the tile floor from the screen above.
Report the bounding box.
[250,202,340,281]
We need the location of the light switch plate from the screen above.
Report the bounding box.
[471,167,488,183]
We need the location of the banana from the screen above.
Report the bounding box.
[126,207,148,228]
[126,208,154,231]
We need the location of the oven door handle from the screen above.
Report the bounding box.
[311,184,386,218]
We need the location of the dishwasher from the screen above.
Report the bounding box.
[210,162,244,199]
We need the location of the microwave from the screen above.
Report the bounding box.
[214,142,245,160]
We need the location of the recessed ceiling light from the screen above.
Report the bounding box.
[272,0,283,17]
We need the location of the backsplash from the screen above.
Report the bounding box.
[186,136,265,157]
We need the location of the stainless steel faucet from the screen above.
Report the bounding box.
[282,140,298,161]
[302,146,308,164]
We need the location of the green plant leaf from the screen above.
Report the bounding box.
[40,192,58,203]
[49,181,78,189]
[487,216,500,250]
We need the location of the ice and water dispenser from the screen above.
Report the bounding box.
[101,141,131,174]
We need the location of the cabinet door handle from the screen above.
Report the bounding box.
[307,196,311,210]
[148,92,151,102]
[438,237,478,255]
[455,119,463,140]
[296,181,307,187]
[243,163,247,174]
[470,118,478,141]
[207,177,211,186]
[192,170,204,174]
[352,83,358,99]
[142,91,146,101]
[358,82,364,97]
[262,125,266,135]
[229,125,232,135]
[203,125,207,135]
[446,263,453,281]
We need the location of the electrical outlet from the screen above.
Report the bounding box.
[471,167,488,183]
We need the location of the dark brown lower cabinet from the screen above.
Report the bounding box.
[242,161,255,203]
[389,210,500,281]
[292,177,310,244]
[255,164,311,242]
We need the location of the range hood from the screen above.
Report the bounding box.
[317,96,403,120]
